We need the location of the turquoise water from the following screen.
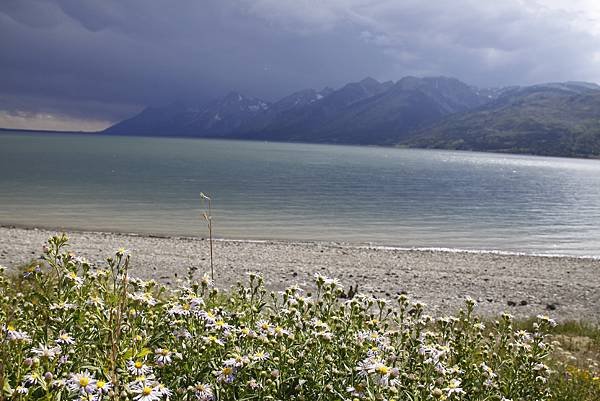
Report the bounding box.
[1,132,600,256]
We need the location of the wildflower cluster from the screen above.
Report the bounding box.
[0,235,591,400]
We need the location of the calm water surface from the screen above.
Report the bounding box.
[1,132,600,256]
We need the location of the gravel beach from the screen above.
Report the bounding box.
[1,225,598,322]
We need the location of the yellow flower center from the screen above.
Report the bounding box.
[142,386,152,396]
[97,380,106,389]
[79,377,90,387]
[135,361,143,369]
[222,367,233,375]
[376,365,389,375]
[7,324,15,332]
[161,349,169,356]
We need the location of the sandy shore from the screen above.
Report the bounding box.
[1,225,598,322]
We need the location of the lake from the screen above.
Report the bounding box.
[1,132,600,256]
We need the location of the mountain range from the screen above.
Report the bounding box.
[104,76,600,158]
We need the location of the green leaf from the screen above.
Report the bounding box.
[2,380,13,396]
[138,347,153,358]
[123,348,134,360]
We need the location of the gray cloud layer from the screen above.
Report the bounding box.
[1,0,600,130]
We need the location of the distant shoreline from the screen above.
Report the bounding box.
[1,225,598,322]
[0,127,92,134]
[2,128,600,160]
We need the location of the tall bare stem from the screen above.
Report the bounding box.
[108,252,129,400]
[200,193,214,281]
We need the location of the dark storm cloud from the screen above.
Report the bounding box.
[1,0,600,129]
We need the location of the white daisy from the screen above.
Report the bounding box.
[200,274,214,287]
[131,384,162,401]
[129,292,158,306]
[32,344,62,360]
[4,324,31,342]
[256,320,272,333]
[95,379,112,394]
[154,348,173,367]
[216,366,236,383]
[49,301,77,310]
[444,378,465,397]
[87,295,105,307]
[66,271,84,286]
[116,248,130,257]
[252,350,270,361]
[192,382,213,401]
[156,383,172,398]
[203,335,225,346]
[198,310,218,324]
[56,331,75,345]
[211,319,232,332]
[272,326,289,337]
[189,297,205,308]
[68,371,97,394]
[238,327,257,338]
[173,328,192,339]
[23,372,43,386]
[324,277,343,288]
[52,379,67,389]
[127,360,153,376]
[247,379,261,390]
[168,303,192,316]
[16,386,29,395]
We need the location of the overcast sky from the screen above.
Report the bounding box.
[2,0,600,131]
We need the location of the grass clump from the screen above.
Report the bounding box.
[0,234,598,400]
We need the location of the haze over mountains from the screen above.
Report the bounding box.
[104,76,600,158]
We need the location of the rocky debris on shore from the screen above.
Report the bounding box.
[1,225,598,321]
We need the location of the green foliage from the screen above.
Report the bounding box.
[405,89,600,158]
[515,319,600,346]
[0,235,598,400]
